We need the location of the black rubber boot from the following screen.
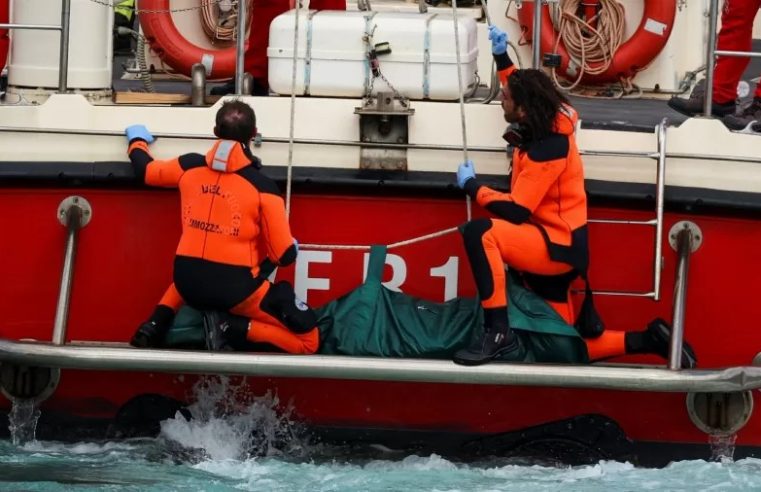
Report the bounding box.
[453,307,520,366]
[453,327,519,366]
[202,311,250,351]
[624,318,697,369]
[130,305,174,348]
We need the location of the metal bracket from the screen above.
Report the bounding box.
[354,92,415,171]
[668,221,702,253]
[57,196,91,229]
[191,63,207,106]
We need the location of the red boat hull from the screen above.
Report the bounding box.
[1,187,759,460]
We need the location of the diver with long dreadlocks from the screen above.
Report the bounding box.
[453,25,697,367]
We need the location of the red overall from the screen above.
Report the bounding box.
[245,0,347,86]
[714,0,761,103]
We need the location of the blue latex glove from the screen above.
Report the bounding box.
[488,25,508,55]
[456,160,476,189]
[125,124,155,144]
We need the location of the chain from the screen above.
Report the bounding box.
[362,25,409,108]
[87,0,224,14]
[377,71,409,108]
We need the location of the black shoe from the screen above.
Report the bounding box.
[210,80,236,96]
[667,81,735,118]
[646,318,697,369]
[453,328,520,366]
[209,78,269,96]
[202,311,233,351]
[130,321,167,348]
[722,98,761,131]
[202,311,250,351]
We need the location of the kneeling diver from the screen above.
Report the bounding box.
[126,100,319,354]
[453,26,696,367]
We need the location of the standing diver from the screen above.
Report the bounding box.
[125,100,319,354]
[453,25,696,367]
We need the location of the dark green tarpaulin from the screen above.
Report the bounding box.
[164,245,588,363]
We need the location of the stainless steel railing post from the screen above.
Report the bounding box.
[57,0,72,93]
[52,197,91,345]
[235,0,248,95]
[669,226,695,370]
[703,0,720,117]
[653,119,667,301]
[532,0,543,69]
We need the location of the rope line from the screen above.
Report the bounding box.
[451,0,473,222]
[301,226,459,251]
[88,0,223,14]
[285,1,301,218]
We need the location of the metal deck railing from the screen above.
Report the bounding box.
[704,0,761,116]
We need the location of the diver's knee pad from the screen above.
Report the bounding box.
[261,281,316,334]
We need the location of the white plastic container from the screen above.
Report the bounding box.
[268,10,478,100]
[8,0,112,89]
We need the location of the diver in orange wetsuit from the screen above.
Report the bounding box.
[453,26,697,367]
[125,100,318,354]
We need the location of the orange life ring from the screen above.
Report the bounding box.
[0,0,9,70]
[517,0,676,84]
[138,0,244,78]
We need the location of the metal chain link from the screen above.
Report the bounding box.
[87,0,224,14]
[377,71,409,108]
[362,24,409,108]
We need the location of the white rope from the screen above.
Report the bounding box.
[550,0,626,91]
[301,226,459,251]
[451,0,473,221]
[285,1,302,218]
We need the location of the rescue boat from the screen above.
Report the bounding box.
[1,0,761,466]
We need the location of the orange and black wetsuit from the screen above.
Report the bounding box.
[460,51,645,362]
[128,138,318,354]
[460,52,587,330]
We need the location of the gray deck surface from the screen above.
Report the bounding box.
[111,39,761,133]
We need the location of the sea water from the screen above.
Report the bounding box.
[2,378,761,491]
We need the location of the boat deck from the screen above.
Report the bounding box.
[105,38,761,133]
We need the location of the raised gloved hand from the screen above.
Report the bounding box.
[488,25,508,55]
[456,160,476,189]
[125,124,155,144]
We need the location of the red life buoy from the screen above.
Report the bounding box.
[0,0,9,71]
[138,0,242,78]
[517,0,676,84]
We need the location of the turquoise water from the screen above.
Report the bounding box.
[2,378,761,491]
[3,439,761,492]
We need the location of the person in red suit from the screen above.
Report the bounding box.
[212,0,347,95]
[668,0,761,130]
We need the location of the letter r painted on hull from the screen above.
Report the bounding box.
[294,250,333,303]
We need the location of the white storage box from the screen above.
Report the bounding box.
[268,10,478,100]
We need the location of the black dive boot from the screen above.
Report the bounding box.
[202,311,250,351]
[130,305,174,348]
[624,318,697,369]
[453,308,520,366]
